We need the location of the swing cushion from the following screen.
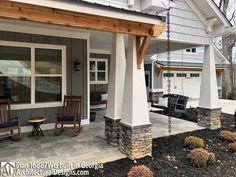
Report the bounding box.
[0,121,18,128]
[157,97,168,107]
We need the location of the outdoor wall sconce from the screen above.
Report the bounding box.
[74,60,81,71]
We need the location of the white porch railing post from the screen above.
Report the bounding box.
[104,33,126,147]
[198,45,222,129]
[119,35,152,159]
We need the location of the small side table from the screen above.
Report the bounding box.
[28,117,46,137]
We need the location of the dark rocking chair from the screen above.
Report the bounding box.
[55,96,83,136]
[0,98,21,140]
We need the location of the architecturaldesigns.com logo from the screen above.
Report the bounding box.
[0,162,16,176]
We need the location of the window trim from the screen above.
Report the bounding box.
[163,73,174,78]
[176,73,187,77]
[190,73,200,78]
[184,48,198,55]
[0,40,66,110]
[89,58,108,84]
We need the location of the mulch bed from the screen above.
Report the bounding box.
[52,118,236,177]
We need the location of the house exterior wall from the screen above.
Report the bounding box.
[0,31,88,126]
[157,49,204,63]
[158,0,212,45]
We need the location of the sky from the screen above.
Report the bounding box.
[214,0,235,19]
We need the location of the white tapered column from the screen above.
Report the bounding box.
[119,35,152,159]
[198,45,221,129]
[105,33,126,147]
[121,36,150,126]
[199,45,220,109]
[106,33,126,119]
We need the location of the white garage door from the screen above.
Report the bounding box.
[163,71,201,99]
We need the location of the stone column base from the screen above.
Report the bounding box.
[119,122,152,160]
[104,116,121,147]
[197,107,222,130]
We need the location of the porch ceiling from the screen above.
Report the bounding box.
[90,36,198,54]
[89,33,201,54]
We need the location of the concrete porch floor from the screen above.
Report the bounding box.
[0,111,203,175]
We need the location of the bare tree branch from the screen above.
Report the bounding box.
[215,0,236,95]
[223,0,230,14]
[219,0,223,10]
[229,11,235,22]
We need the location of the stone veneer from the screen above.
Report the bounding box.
[119,123,152,160]
[197,107,222,130]
[104,116,121,147]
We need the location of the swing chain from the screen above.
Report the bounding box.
[167,9,172,134]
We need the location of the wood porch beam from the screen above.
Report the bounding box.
[0,1,165,37]
[136,36,141,53]
[137,36,151,69]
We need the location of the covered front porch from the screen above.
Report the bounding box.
[0,111,203,172]
[0,0,230,162]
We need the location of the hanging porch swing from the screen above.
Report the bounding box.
[152,9,189,133]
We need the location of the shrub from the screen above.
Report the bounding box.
[207,153,216,164]
[228,142,236,153]
[187,148,216,167]
[127,165,153,177]
[184,136,205,149]
[220,131,236,142]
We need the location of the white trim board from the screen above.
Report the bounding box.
[87,36,91,124]
[90,49,111,54]
[21,119,90,133]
